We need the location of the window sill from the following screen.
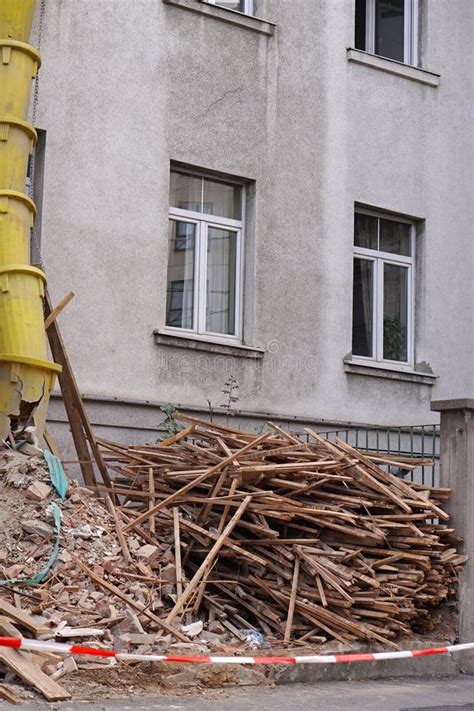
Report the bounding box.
[154,330,265,359]
[344,359,437,385]
[162,0,275,36]
[347,48,440,87]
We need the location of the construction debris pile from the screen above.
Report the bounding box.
[0,451,189,702]
[98,416,465,648]
[0,417,466,701]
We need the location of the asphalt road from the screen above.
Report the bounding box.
[3,675,474,710]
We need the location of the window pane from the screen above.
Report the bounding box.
[354,0,367,50]
[383,263,408,361]
[206,227,237,335]
[216,1,245,10]
[375,0,405,62]
[166,221,195,329]
[170,172,202,212]
[354,213,378,250]
[352,259,374,357]
[380,218,411,256]
[203,178,242,220]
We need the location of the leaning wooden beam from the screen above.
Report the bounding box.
[267,421,302,445]
[192,477,240,616]
[44,291,108,489]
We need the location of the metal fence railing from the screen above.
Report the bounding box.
[165,414,441,489]
[306,425,440,488]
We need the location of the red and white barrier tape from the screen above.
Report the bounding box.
[0,636,473,665]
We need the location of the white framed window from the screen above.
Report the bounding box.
[207,0,254,15]
[166,170,244,342]
[355,0,419,66]
[352,209,415,369]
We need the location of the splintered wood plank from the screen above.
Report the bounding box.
[315,574,328,607]
[0,648,71,702]
[335,437,449,520]
[0,683,23,705]
[0,617,22,639]
[304,428,413,513]
[296,548,354,603]
[0,601,49,639]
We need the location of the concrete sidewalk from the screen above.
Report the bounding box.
[2,675,474,710]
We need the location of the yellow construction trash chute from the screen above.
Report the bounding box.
[0,0,61,440]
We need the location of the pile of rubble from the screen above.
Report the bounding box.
[0,447,251,701]
[0,416,466,702]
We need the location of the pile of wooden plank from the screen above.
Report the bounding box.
[95,415,466,648]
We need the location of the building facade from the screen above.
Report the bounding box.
[29,0,474,448]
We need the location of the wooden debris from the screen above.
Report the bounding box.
[0,601,49,640]
[0,683,23,705]
[105,494,132,564]
[166,496,251,623]
[55,627,104,639]
[0,415,465,700]
[44,291,75,331]
[0,648,70,702]
[72,556,188,642]
[95,415,464,647]
[173,507,183,599]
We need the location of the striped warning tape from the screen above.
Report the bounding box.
[0,636,473,665]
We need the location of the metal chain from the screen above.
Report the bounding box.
[30,0,46,262]
[31,0,45,126]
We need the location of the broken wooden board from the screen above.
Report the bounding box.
[0,648,71,702]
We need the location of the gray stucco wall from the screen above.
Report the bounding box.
[30,0,473,445]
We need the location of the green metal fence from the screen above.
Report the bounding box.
[308,424,440,487]
[180,416,440,488]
